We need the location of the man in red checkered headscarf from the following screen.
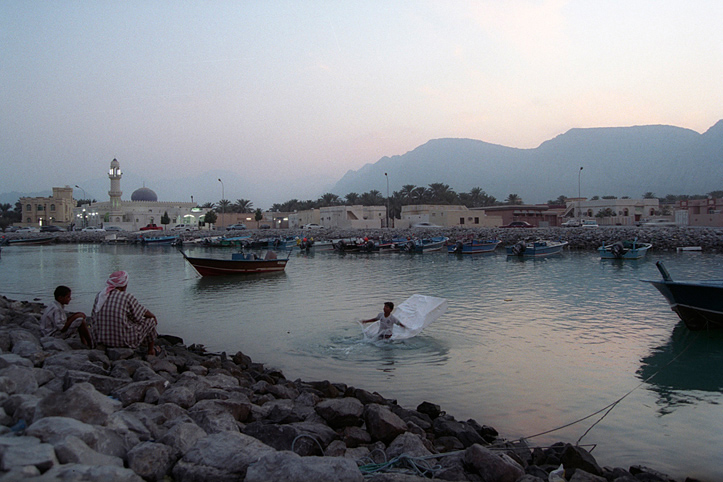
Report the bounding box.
[90,271,160,356]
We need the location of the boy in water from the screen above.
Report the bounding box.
[40,285,93,347]
[361,301,407,339]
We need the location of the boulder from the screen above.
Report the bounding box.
[386,432,434,459]
[32,463,144,481]
[0,435,58,473]
[33,382,122,425]
[111,379,168,407]
[0,365,38,394]
[159,422,208,457]
[464,444,525,482]
[126,441,176,481]
[172,432,276,481]
[561,444,603,476]
[245,450,363,482]
[26,416,127,459]
[63,369,129,395]
[158,385,196,409]
[315,397,364,428]
[53,434,124,467]
[432,416,485,448]
[363,403,408,444]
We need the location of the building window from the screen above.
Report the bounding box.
[26,217,31,223]
[459,217,465,225]
[474,217,479,224]
[37,204,44,211]
[50,204,56,211]
[26,204,31,211]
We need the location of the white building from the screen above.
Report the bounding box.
[562,198,659,225]
[75,159,210,231]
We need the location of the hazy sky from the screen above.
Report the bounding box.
[2,1,721,207]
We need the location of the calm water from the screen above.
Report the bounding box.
[1,243,722,480]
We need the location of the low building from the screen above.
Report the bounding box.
[400,205,502,228]
[321,205,386,229]
[20,187,76,228]
[471,205,556,227]
[676,198,723,227]
[562,198,659,226]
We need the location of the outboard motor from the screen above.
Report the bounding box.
[511,242,526,256]
[406,240,416,252]
[611,241,626,258]
[453,240,464,253]
[334,240,346,252]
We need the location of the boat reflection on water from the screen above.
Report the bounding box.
[637,322,723,413]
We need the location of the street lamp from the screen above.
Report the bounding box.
[385,173,389,228]
[74,185,86,203]
[578,166,583,218]
[218,178,224,227]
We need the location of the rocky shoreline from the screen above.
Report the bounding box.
[0,294,700,481]
[3,225,723,253]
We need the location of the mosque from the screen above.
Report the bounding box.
[74,158,210,230]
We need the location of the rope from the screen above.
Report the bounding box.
[520,331,700,446]
[291,434,325,456]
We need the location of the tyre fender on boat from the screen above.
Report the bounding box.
[511,242,526,256]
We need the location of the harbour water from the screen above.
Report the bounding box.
[1,243,721,480]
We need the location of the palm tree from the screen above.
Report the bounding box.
[505,193,523,205]
[217,199,232,213]
[360,190,384,206]
[427,183,457,204]
[400,185,417,203]
[200,202,215,209]
[234,199,253,213]
[318,193,341,207]
[344,192,360,205]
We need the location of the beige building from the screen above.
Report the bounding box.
[562,198,659,225]
[20,187,76,227]
[399,205,502,228]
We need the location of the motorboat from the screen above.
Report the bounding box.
[599,239,652,259]
[505,239,567,258]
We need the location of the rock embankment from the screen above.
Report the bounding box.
[3,225,722,252]
[0,295,696,481]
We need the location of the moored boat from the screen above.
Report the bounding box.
[447,239,500,255]
[179,249,289,277]
[2,236,56,246]
[139,235,180,245]
[643,261,723,330]
[599,239,652,259]
[398,236,449,253]
[505,239,567,258]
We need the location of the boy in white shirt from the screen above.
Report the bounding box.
[40,285,92,347]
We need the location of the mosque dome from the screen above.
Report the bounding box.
[131,187,158,202]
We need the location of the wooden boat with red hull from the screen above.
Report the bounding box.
[179,249,288,277]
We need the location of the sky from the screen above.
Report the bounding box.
[1,0,721,208]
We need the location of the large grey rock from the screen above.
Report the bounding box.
[4,393,40,424]
[126,441,176,481]
[464,444,525,482]
[0,353,34,369]
[172,432,276,481]
[26,416,126,459]
[43,352,108,376]
[363,403,408,444]
[53,434,124,467]
[245,451,363,482]
[432,416,485,448]
[159,422,207,457]
[158,385,196,409]
[111,379,168,407]
[561,444,603,477]
[315,397,364,429]
[39,336,73,352]
[33,382,122,425]
[0,435,58,473]
[63,369,129,395]
[27,463,143,481]
[188,404,239,434]
[386,432,434,459]
[0,365,38,394]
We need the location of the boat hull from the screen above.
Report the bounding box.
[184,256,288,276]
[448,240,500,254]
[6,236,56,246]
[505,240,567,258]
[647,279,723,330]
[599,241,652,259]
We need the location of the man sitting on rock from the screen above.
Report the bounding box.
[40,285,93,347]
[90,270,161,357]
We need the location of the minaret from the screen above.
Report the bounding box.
[108,158,123,211]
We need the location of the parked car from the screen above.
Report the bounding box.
[226,224,247,230]
[561,219,581,227]
[16,226,39,233]
[642,219,677,227]
[412,222,442,228]
[40,225,63,232]
[301,223,324,229]
[82,227,106,232]
[140,224,163,231]
[500,221,533,228]
[581,220,599,228]
[104,226,124,232]
[171,224,194,231]
[259,224,271,229]
[3,226,18,232]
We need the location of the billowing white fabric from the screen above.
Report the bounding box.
[361,294,447,340]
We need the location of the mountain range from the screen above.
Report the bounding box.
[331,120,723,203]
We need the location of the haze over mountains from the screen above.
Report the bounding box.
[3,121,721,208]
[332,120,723,203]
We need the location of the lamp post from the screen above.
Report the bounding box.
[74,185,86,204]
[385,172,389,228]
[578,166,583,218]
[218,178,224,228]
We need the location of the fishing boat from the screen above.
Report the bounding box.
[179,249,289,277]
[139,235,179,245]
[333,238,379,253]
[599,239,652,259]
[398,236,449,253]
[447,239,500,255]
[505,239,568,258]
[2,236,56,246]
[643,261,723,330]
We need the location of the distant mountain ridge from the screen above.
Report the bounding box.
[331,120,723,202]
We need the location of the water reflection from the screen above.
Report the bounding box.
[637,322,723,413]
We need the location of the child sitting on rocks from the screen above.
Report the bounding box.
[39,285,93,347]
